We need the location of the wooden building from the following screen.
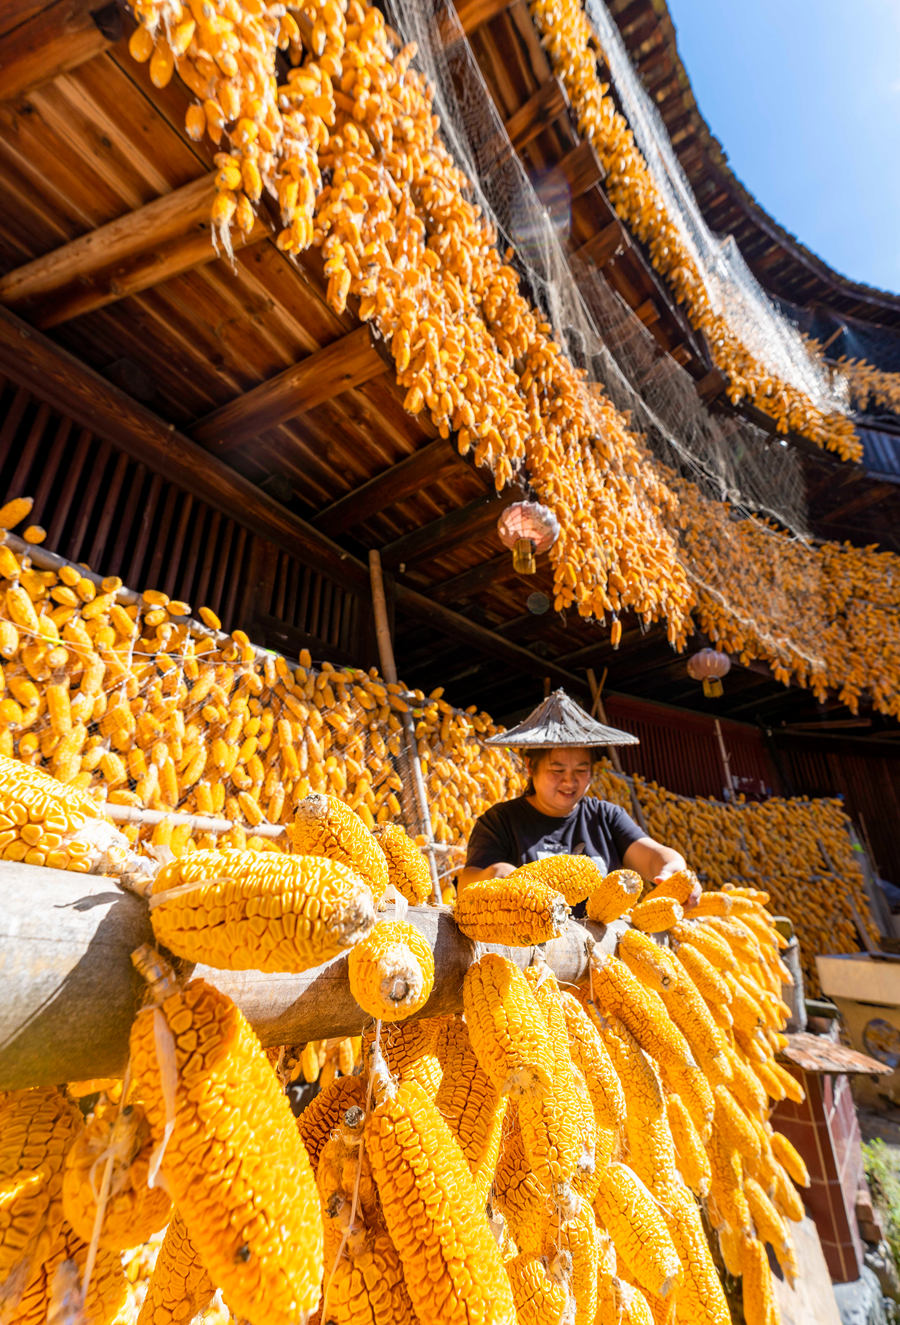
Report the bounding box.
[1,0,899,873]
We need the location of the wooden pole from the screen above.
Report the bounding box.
[368,550,442,903]
[714,719,736,800]
[0,862,620,1090]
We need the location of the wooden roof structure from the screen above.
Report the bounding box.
[0,0,898,743]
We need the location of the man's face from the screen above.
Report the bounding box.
[531,747,592,816]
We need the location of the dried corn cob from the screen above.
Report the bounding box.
[149,848,375,971]
[509,853,606,905]
[365,1073,516,1325]
[585,869,643,924]
[288,793,389,898]
[347,918,434,1021]
[617,928,678,991]
[373,822,432,904]
[136,1212,216,1325]
[629,896,683,933]
[433,1018,508,1203]
[463,953,554,1098]
[61,1097,171,1251]
[592,1163,682,1301]
[454,875,569,946]
[364,1016,446,1098]
[296,1074,367,1172]
[0,753,130,874]
[129,952,323,1323]
[492,1114,548,1255]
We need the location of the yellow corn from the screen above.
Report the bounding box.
[348,918,434,1021]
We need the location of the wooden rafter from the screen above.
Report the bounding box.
[504,78,569,150]
[0,0,120,102]
[313,437,470,536]
[380,490,518,570]
[455,0,513,35]
[430,552,515,603]
[0,174,268,328]
[191,326,390,453]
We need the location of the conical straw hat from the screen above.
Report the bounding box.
[484,689,639,749]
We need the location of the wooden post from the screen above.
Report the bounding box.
[0,862,623,1090]
[714,718,736,800]
[369,550,442,903]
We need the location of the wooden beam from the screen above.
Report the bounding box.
[0,305,372,596]
[393,580,588,693]
[455,0,512,34]
[191,326,389,453]
[0,863,618,1089]
[575,220,628,269]
[380,490,517,571]
[430,552,514,604]
[313,438,465,536]
[0,175,268,328]
[504,78,569,151]
[538,141,605,201]
[0,0,120,101]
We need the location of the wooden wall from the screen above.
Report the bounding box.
[0,376,367,661]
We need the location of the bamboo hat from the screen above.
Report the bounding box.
[484,689,639,749]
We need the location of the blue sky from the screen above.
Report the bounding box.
[663,0,900,295]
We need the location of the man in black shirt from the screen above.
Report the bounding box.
[458,691,688,909]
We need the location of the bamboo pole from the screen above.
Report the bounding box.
[0,861,619,1090]
[714,718,736,800]
[368,549,442,904]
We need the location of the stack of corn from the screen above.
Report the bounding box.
[1,786,813,1325]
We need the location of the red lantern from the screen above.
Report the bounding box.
[686,648,731,698]
[496,501,560,574]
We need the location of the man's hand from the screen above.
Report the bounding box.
[651,860,701,908]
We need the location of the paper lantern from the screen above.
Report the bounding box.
[686,648,731,698]
[496,501,560,574]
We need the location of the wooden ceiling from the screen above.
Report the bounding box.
[0,0,897,742]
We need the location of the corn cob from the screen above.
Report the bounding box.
[492,1113,548,1255]
[463,953,554,1098]
[658,953,732,1083]
[656,1179,732,1325]
[505,1252,569,1325]
[585,869,643,924]
[670,921,736,972]
[0,497,33,529]
[543,1198,598,1325]
[596,1013,677,1192]
[296,1074,367,1171]
[365,1073,517,1325]
[558,991,627,1138]
[454,876,570,946]
[639,869,700,907]
[611,1280,655,1325]
[509,853,605,906]
[364,1015,445,1097]
[616,928,679,991]
[629,896,683,933]
[373,822,432,904]
[769,1131,809,1188]
[433,1018,508,1203]
[670,940,733,1015]
[61,1097,171,1251]
[665,1093,711,1198]
[129,954,323,1324]
[706,1131,752,1237]
[739,1234,777,1325]
[149,848,375,971]
[11,1218,128,1325]
[136,1212,216,1325]
[591,1163,682,1301]
[0,753,129,873]
[347,918,434,1021]
[519,963,588,1195]
[288,793,389,898]
[0,1086,83,1297]
[769,1160,805,1224]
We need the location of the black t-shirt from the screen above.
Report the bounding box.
[466,795,645,880]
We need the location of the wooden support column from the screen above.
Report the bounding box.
[0,862,619,1088]
[191,326,389,453]
[0,0,121,101]
[0,174,266,328]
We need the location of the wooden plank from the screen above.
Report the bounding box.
[539,140,605,200]
[30,413,71,515]
[191,326,390,454]
[504,78,569,150]
[0,306,372,596]
[0,862,622,1088]
[9,400,51,493]
[313,437,464,535]
[0,174,266,328]
[380,490,516,570]
[0,0,120,102]
[575,219,627,268]
[87,449,128,567]
[46,425,91,548]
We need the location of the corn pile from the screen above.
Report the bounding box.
[526,0,860,462]
[0,773,811,1325]
[805,337,900,417]
[623,776,877,994]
